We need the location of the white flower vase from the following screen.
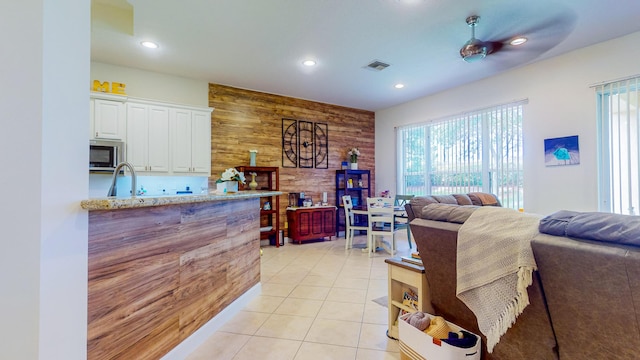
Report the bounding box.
[350,162,358,170]
[227,181,239,192]
[216,181,239,193]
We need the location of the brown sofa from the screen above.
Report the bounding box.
[407,196,640,359]
[532,210,640,359]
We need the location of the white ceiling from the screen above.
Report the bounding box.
[91,0,640,111]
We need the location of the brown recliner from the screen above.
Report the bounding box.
[532,210,640,360]
[411,217,558,360]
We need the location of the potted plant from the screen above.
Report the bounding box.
[215,168,246,193]
[348,147,360,170]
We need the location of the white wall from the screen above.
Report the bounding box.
[0,2,42,358]
[376,31,640,216]
[0,1,89,359]
[91,62,209,107]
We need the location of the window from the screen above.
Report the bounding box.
[596,76,640,215]
[397,101,526,210]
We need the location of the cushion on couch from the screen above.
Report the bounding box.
[421,203,479,224]
[408,196,440,220]
[537,210,580,236]
[452,194,474,205]
[539,210,640,247]
[468,192,501,206]
[431,195,459,204]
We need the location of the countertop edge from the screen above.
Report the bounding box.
[81,190,282,211]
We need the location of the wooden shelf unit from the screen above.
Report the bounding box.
[335,169,371,237]
[237,166,281,247]
[384,257,434,339]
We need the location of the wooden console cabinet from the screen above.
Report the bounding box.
[287,206,336,244]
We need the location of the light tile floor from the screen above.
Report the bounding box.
[187,232,414,360]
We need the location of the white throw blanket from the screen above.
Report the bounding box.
[456,207,541,353]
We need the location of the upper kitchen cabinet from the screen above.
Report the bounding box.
[90,93,127,140]
[126,101,170,173]
[170,108,212,176]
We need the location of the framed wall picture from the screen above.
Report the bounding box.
[283,118,329,168]
[282,118,298,168]
[544,135,580,166]
[314,122,328,169]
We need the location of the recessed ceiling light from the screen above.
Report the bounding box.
[510,37,528,46]
[394,83,405,89]
[302,60,317,66]
[141,41,159,49]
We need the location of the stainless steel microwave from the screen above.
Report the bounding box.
[89,139,124,172]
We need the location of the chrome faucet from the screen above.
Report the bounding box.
[107,162,137,197]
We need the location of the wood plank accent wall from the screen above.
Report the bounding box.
[208,84,376,234]
[87,199,260,360]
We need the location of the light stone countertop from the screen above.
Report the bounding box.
[81,190,282,211]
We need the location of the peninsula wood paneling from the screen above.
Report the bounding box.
[87,198,260,360]
[208,84,376,236]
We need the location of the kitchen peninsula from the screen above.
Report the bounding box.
[81,190,280,360]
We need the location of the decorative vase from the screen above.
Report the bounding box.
[249,173,258,190]
[249,150,257,166]
[350,162,358,170]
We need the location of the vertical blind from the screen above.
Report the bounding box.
[595,75,640,214]
[396,100,526,210]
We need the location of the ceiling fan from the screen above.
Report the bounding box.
[460,15,515,62]
[458,12,576,64]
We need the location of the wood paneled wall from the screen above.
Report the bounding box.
[87,199,260,359]
[208,84,376,234]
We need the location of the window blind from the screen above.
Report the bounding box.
[396,100,526,210]
[595,76,640,214]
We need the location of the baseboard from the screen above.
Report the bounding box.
[160,283,262,359]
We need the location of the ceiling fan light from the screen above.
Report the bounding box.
[510,37,528,46]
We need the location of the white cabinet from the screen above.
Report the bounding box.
[170,109,211,175]
[126,102,170,173]
[90,93,212,177]
[90,97,126,140]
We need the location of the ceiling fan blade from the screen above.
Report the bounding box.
[483,41,502,55]
[486,11,577,56]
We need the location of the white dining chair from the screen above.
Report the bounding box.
[366,197,397,257]
[394,194,415,249]
[342,195,368,250]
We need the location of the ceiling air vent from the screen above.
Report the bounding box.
[364,60,390,71]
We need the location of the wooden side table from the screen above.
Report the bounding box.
[384,257,434,339]
[286,206,336,244]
